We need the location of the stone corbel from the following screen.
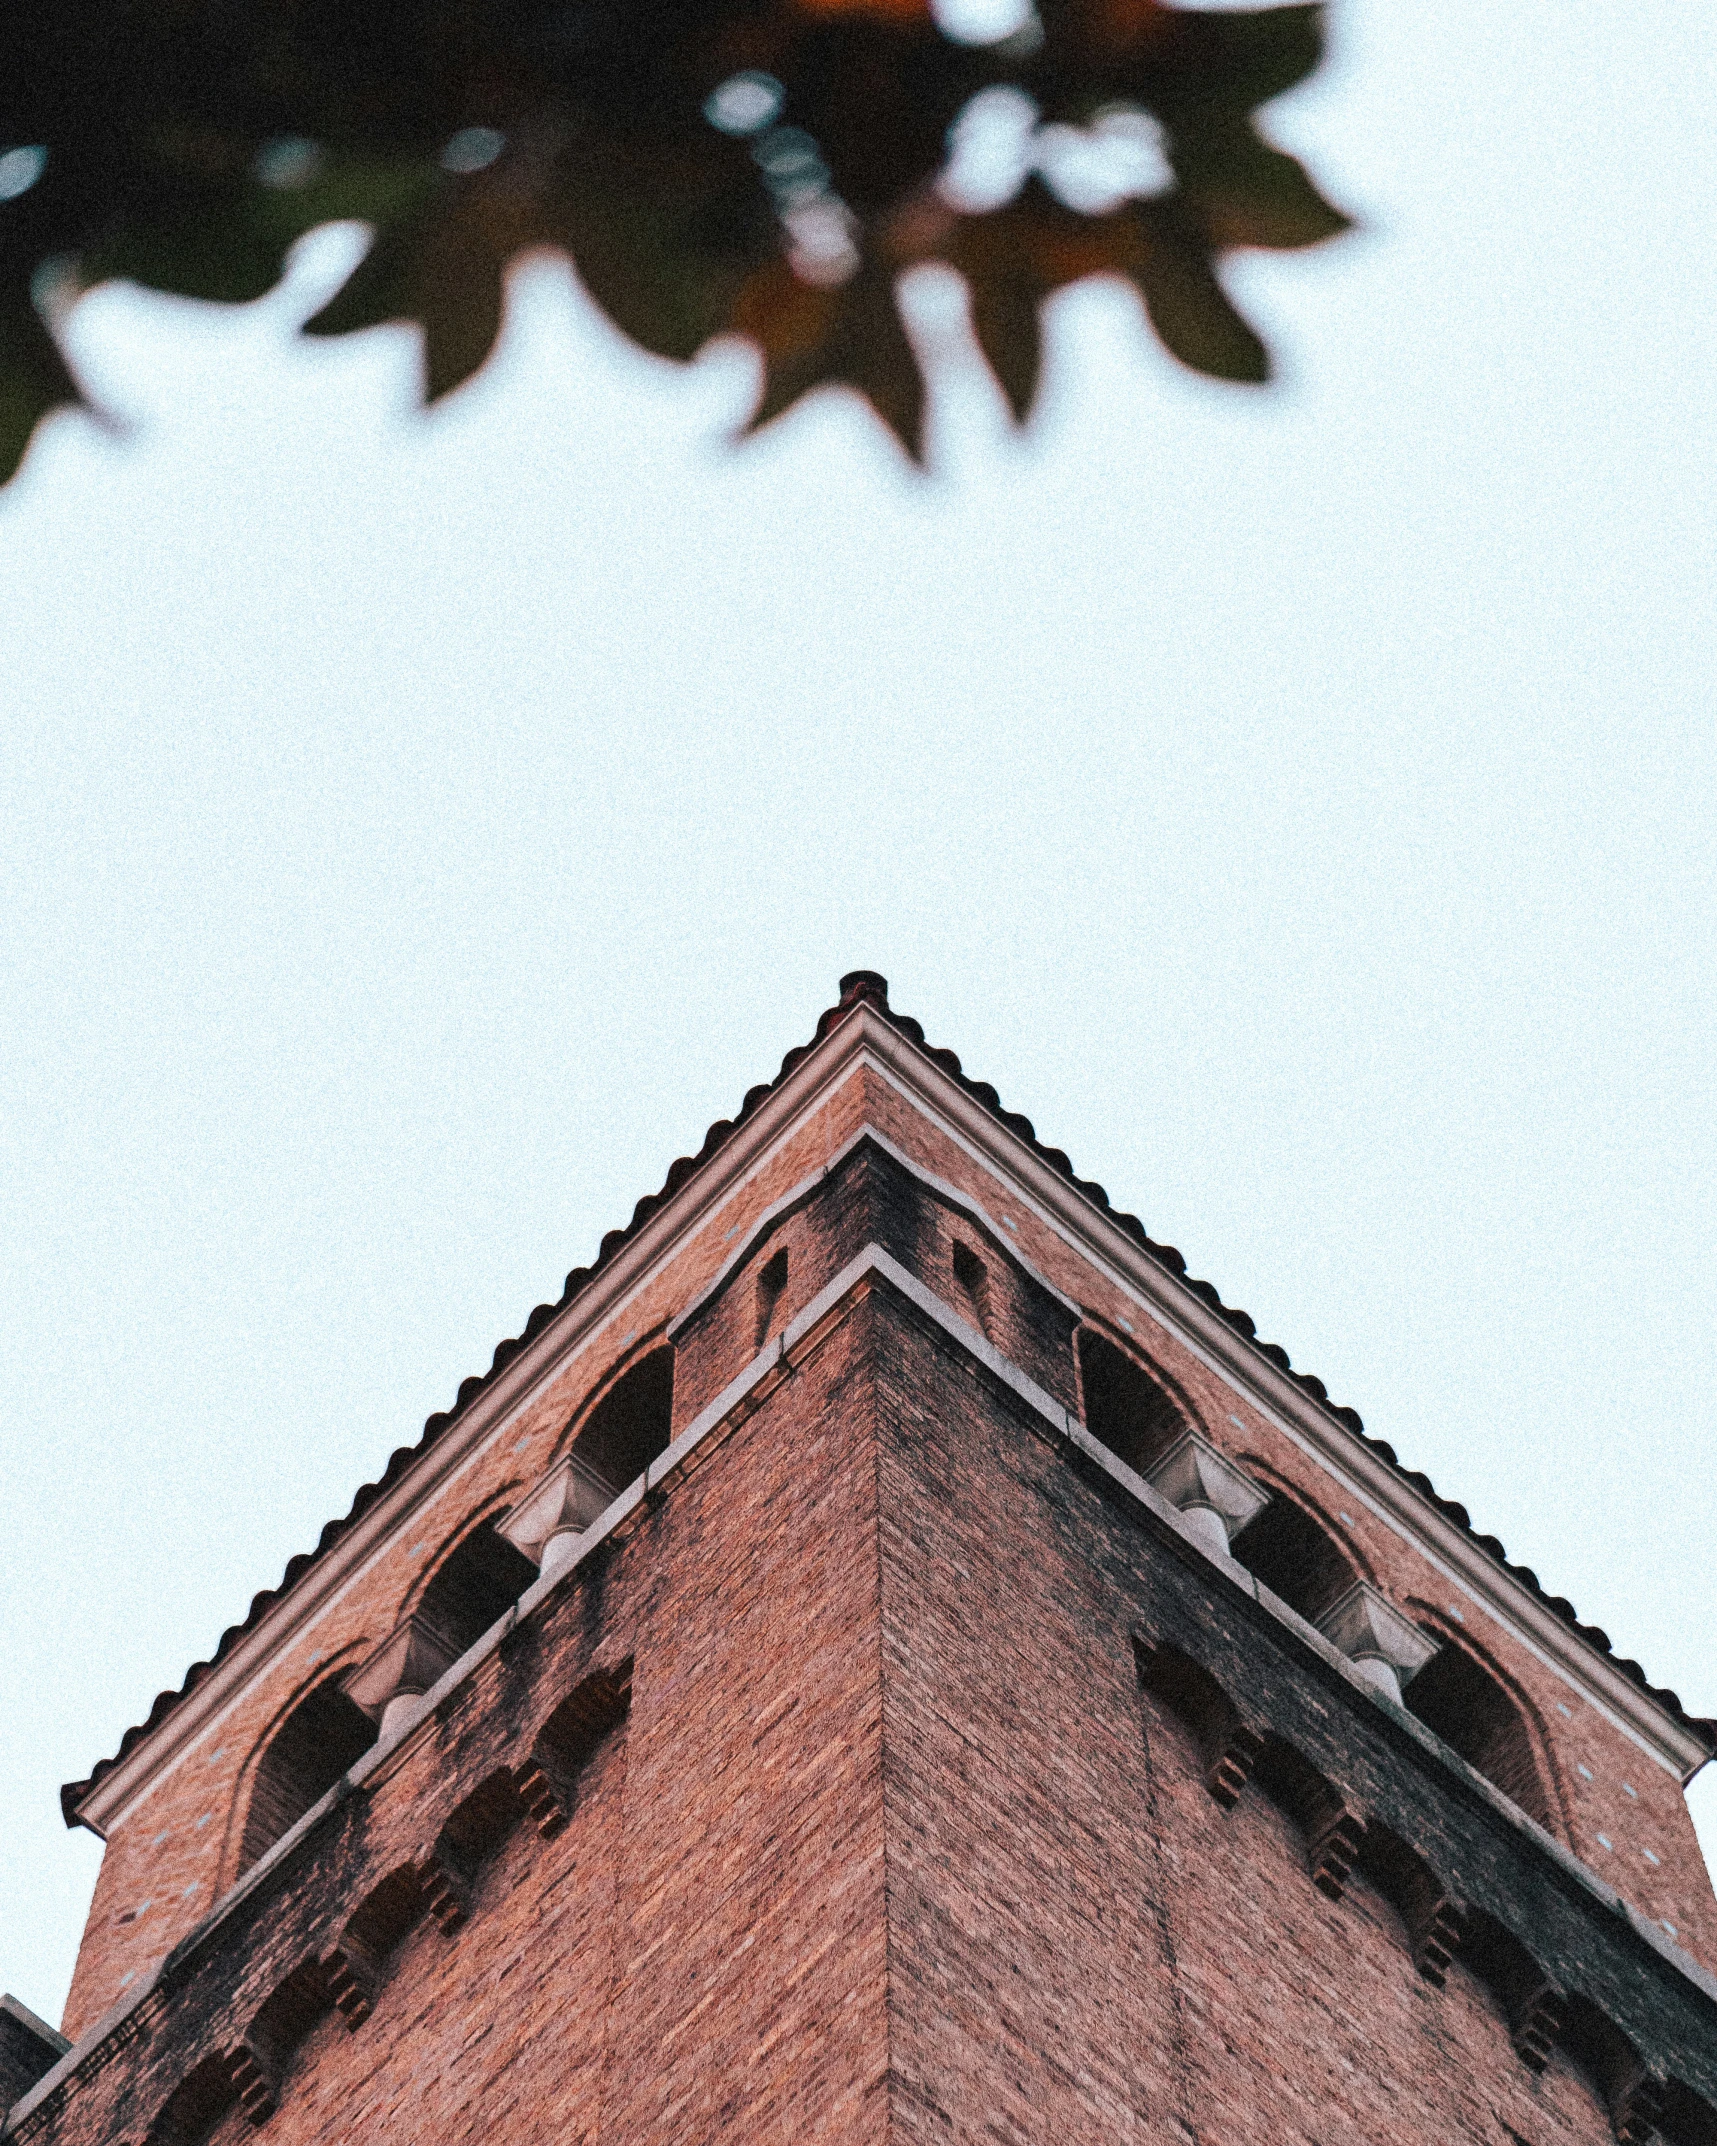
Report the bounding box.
[1509,1976,1567,2074]
[1301,1787,1367,1901]
[1144,1431,1269,1560]
[322,1934,381,2029]
[417,1843,472,1936]
[227,2035,281,2126]
[1315,1582,1439,1704]
[346,1615,463,1739]
[1604,2061,1665,2146]
[499,1453,621,1583]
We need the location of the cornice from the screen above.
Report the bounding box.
[852,1012,1710,1781]
[71,1010,879,1834]
[72,996,1707,1833]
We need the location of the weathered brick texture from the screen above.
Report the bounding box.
[870,1286,1717,2146]
[21,1026,1717,2146]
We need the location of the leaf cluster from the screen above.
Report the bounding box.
[1,0,1346,481]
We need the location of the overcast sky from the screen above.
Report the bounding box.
[2,0,1713,2029]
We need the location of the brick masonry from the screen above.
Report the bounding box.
[15,1031,1717,2146]
[872,1282,1717,2145]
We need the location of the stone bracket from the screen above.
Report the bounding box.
[514,1758,569,1840]
[417,1846,472,1936]
[321,1943,379,2031]
[225,2040,278,2127]
[1610,2066,1666,2146]
[1305,1802,1367,1901]
[1511,1979,1568,2073]
[1205,1725,1266,1812]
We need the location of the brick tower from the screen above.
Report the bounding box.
[7,973,1717,2146]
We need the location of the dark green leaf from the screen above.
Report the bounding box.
[739,254,926,460]
[1129,202,1268,381]
[0,288,82,486]
[1,0,1346,483]
[1171,120,1348,251]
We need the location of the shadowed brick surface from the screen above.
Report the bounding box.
[872,1284,1717,2145]
[20,1065,1717,2146]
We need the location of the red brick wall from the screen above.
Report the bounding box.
[858,1071,1717,1969]
[196,1299,889,2146]
[48,1055,1716,2142]
[35,1275,890,2146]
[25,1249,1717,2146]
[204,1710,631,2146]
[873,1292,1635,2146]
[59,1091,872,2040]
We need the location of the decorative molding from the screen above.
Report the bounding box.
[346,1617,463,1732]
[498,1454,618,1575]
[70,1005,1708,1840]
[1145,1430,1270,1557]
[1316,1582,1441,1703]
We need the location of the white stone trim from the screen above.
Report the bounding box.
[1145,1430,1271,1550]
[71,1003,1707,1837]
[18,1238,1717,2139]
[1316,1580,1442,1702]
[850,1016,1710,1782]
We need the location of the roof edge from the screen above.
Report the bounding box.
[62,972,1715,1828]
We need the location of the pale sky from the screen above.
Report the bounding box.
[2,0,1713,2027]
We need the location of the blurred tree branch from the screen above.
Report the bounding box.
[1,0,1346,482]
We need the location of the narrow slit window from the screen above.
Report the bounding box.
[756,1248,790,1347]
[952,1241,991,1337]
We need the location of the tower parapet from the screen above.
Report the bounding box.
[11,976,1715,2146]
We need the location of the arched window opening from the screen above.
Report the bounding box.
[1076,1329,1189,1476]
[417,1520,538,1660]
[1403,1638,1552,1828]
[1228,1494,1358,1626]
[568,1345,675,1508]
[240,1678,378,1874]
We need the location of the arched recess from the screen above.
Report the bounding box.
[231,1955,330,2123]
[518,1661,633,1836]
[1399,1614,1563,1835]
[235,1673,378,1876]
[324,1864,426,2029]
[1227,1476,1363,1627]
[1355,1821,1465,1986]
[144,2052,233,2146]
[1559,1994,1663,2145]
[555,1343,676,1511]
[420,1768,527,1933]
[1460,1907,1568,2072]
[411,1517,537,1661]
[1134,1633,1265,1810]
[1076,1327,1198,1477]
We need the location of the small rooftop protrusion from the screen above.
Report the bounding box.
[1,1992,70,2117]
